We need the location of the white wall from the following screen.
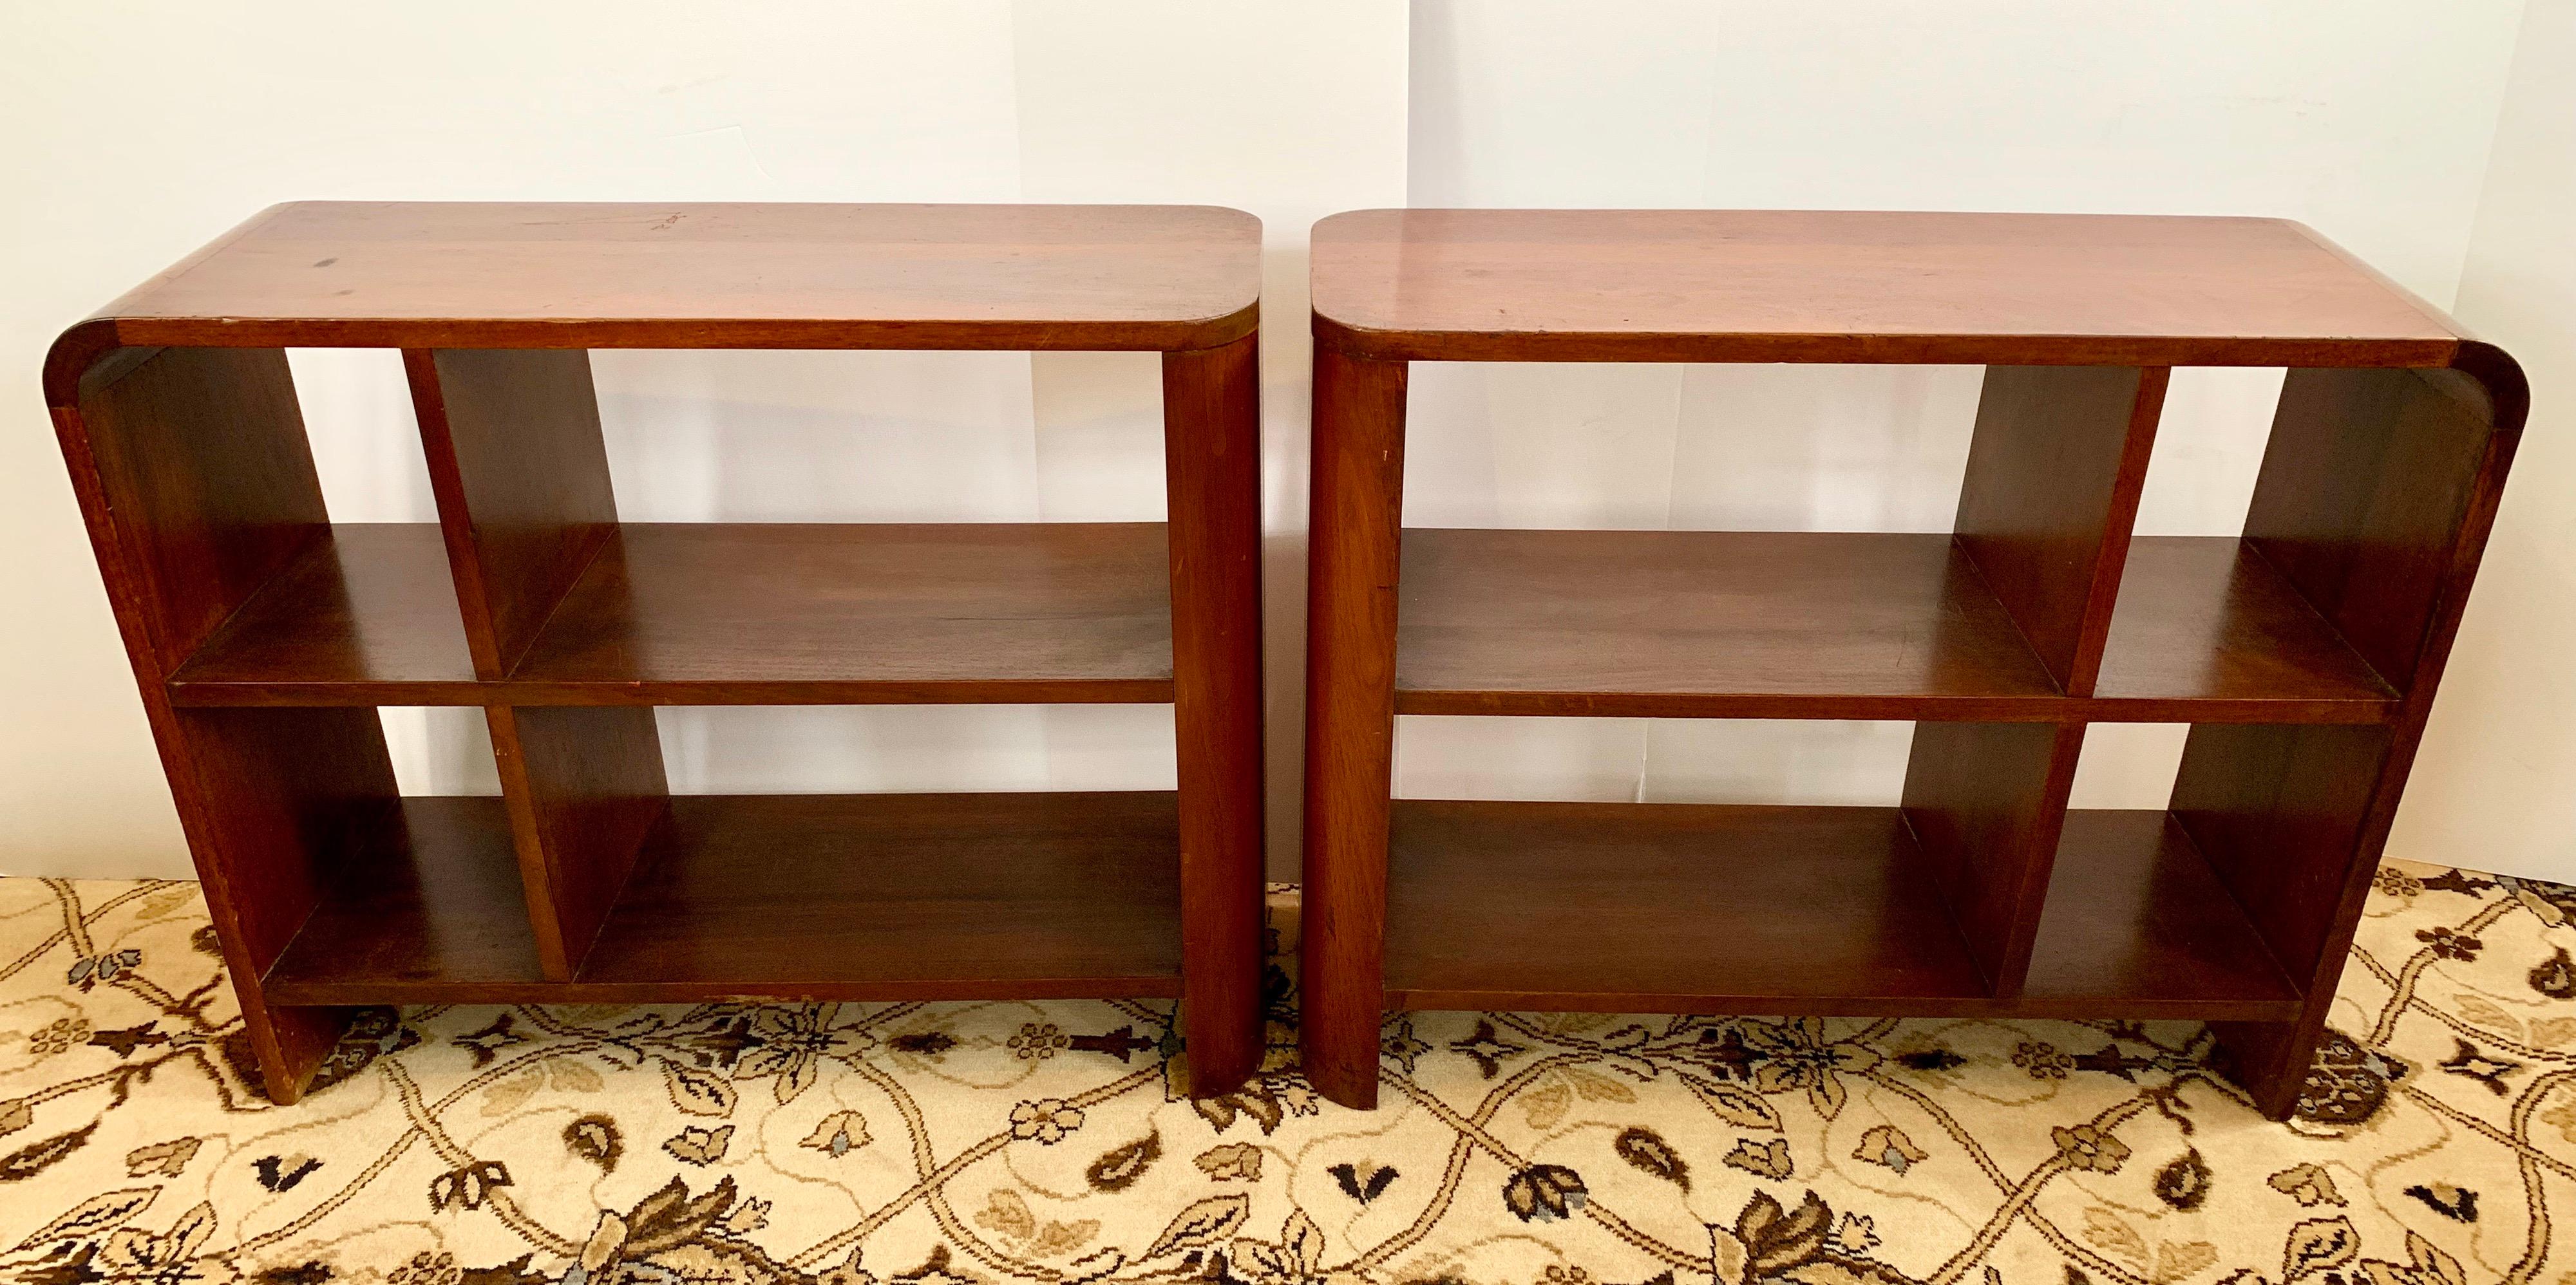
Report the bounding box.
[2392,0,2576,877]
[3,0,2566,881]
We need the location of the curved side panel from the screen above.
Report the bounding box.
[47,339,380,1103]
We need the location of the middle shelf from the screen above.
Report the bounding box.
[171,522,1175,706]
[1396,527,2397,723]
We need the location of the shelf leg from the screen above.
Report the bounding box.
[1299,344,1408,1109]
[172,708,393,1103]
[1164,333,1267,1096]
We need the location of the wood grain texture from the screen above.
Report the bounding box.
[1162,334,1265,1095]
[1902,721,2088,993]
[1387,530,2393,724]
[1953,365,2168,693]
[488,706,669,980]
[265,792,1185,1004]
[407,348,618,678]
[70,346,327,668]
[158,522,1181,706]
[261,796,545,997]
[1381,801,2300,1022]
[513,524,1175,704]
[1299,348,1410,1109]
[166,524,478,703]
[2247,366,2498,688]
[2172,724,2391,984]
[2092,538,2399,718]
[2023,810,2302,1013]
[1396,529,2058,718]
[1311,210,2466,365]
[594,793,1181,999]
[52,202,1260,365]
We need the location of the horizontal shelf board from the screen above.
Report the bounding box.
[264,796,545,1000]
[68,202,1262,359]
[1381,800,2302,1021]
[2022,810,2302,1016]
[1312,209,2463,366]
[511,523,1174,704]
[171,525,479,704]
[1396,529,2061,720]
[1392,528,2396,724]
[1384,800,1988,1011]
[171,522,1177,706]
[265,791,1183,1005]
[2092,537,2398,720]
[581,792,1180,999]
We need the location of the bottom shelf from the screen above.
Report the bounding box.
[1382,800,2302,1021]
[264,792,1182,1004]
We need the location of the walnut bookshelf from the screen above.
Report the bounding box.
[1296,209,2526,1119]
[45,202,1268,1104]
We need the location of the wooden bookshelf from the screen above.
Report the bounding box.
[46,202,1268,1103]
[1300,209,2526,1120]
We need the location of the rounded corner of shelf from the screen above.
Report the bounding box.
[1310,209,1399,239]
[1310,312,1406,361]
[2449,340,2530,433]
[43,318,126,409]
[1176,300,1262,352]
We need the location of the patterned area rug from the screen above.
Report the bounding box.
[0,859,2568,1284]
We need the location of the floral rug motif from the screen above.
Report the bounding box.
[0,858,2569,1283]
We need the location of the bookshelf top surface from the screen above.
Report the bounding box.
[1311,209,2473,366]
[60,202,1262,364]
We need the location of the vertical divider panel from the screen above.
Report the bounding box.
[408,349,667,980]
[1951,364,2169,693]
[1905,364,2167,995]
[1901,722,2087,992]
[2187,359,2524,1116]
[1300,344,1410,1109]
[404,349,620,676]
[487,706,669,980]
[1162,333,1267,1097]
[53,344,379,1102]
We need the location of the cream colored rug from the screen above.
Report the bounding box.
[0,858,2564,1283]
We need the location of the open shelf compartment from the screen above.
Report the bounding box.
[1379,798,2302,1022]
[265,789,1184,1005]
[169,521,1177,706]
[1394,528,2396,724]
